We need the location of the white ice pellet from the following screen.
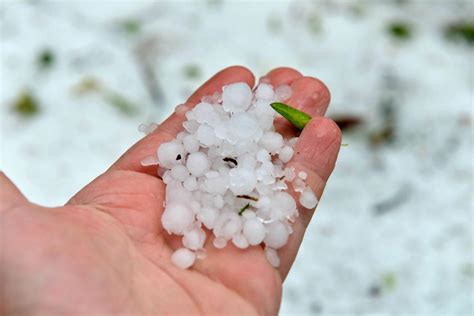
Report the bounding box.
[254,99,276,128]
[255,83,274,100]
[165,181,192,203]
[214,195,224,209]
[157,142,184,169]
[213,212,233,237]
[293,178,306,193]
[171,248,196,269]
[256,196,271,209]
[183,134,200,153]
[204,176,228,195]
[243,218,266,245]
[228,167,257,195]
[198,206,219,229]
[193,102,220,126]
[242,210,256,219]
[213,237,227,249]
[162,173,173,184]
[256,149,271,162]
[222,82,252,113]
[206,170,220,178]
[183,120,200,133]
[161,202,195,234]
[271,192,297,219]
[260,132,284,154]
[283,167,296,181]
[278,146,294,163]
[138,122,159,135]
[176,131,186,141]
[299,188,318,209]
[275,85,292,101]
[264,221,290,249]
[221,217,243,239]
[186,152,210,176]
[298,171,307,180]
[190,200,201,214]
[264,247,280,267]
[183,176,198,191]
[232,233,249,249]
[196,248,207,260]
[170,165,189,181]
[227,112,261,142]
[272,181,288,191]
[183,227,206,250]
[138,123,148,133]
[157,166,167,177]
[288,137,299,147]
[196,124,219,147]
[238,154,257,169]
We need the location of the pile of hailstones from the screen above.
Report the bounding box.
[139,82,318,269]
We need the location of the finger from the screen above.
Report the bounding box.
[262,67,302,87]
[110,66,255,174]
[290,117,342,226]
[0,172,28,212]
[274,76,331,138]
[277,117,342,279]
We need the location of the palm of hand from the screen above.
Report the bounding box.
[5,169,273,314]
[1,67,341,316]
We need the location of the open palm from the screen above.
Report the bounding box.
[1,66,341,315]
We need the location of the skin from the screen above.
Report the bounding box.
[0,66,341,316]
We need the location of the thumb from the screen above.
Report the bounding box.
[0,172,28,211]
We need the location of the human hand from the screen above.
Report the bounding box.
[0,66,341,315]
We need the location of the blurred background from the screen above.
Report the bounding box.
[0,0,472,314]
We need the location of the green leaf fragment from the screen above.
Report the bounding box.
[387,22,412,40]
[183,64,201,79]
[238,203,250,216]
[461,263,474,278]
[37,49,55,69]
[105,93,139,116]
[306,13,322,34]
[12,90,40,117]
[73,77,102,95]
[270,102,312,130]
[382,272,397,291]
[121,19,141,35]
[267,15,283,33]
[444,21,474,45]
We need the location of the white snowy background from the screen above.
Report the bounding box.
[1,1,472,315]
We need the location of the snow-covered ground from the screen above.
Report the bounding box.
[1,1,472,315]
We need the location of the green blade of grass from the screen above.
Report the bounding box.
[270,102,312,130]
[238,203,250,216]
[12,90,40,118]
[105,93,139,116]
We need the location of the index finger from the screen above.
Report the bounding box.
[109,66,255,175]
